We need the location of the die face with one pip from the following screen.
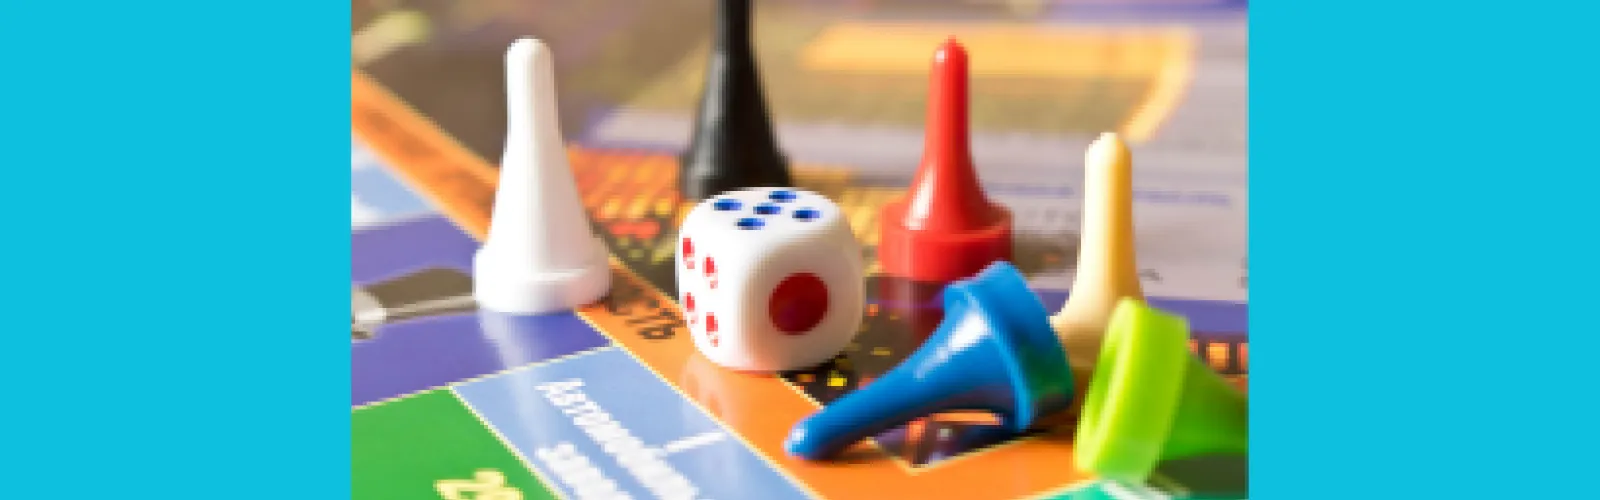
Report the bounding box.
[676,188,865,372]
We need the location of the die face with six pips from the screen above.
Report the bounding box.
[675,188,864,372]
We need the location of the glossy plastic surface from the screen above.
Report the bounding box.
[1074,299,1249,482]
[678,0,793,200]
[878,39,1013,283]
[473,38,611,314]
[784,261,1073,460]
[1052,133,1147,385]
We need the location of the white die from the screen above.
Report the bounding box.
[675,188,865,372]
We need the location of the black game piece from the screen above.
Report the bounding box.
[678,0,793,201]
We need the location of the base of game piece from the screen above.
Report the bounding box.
[783,261,1073,460]
[1073,299,1249,483]
[471,244,611,315]
[878,206,1013,283]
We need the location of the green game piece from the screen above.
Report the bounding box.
[353,390,559,500]
[1074,299,1249,484]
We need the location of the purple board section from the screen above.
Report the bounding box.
[352,216,612,407]
[352,215,478,281]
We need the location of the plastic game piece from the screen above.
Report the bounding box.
[1074,299,1248,483]
[1051,132,1146,379]
[678,0,793,201]
[878,39,1014,283]
[676,188,864,372]
[783,261,1074,460]
[472,38,612,315]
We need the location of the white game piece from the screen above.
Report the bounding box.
[473,38,611,314]
[675,188,864,372]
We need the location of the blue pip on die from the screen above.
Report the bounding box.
[675,188,864,372]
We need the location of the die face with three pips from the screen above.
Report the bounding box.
[676,188,864,372]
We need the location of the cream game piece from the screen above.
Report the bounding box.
[1052,133,1147,378]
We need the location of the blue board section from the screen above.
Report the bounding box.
[456,348,811,500]
[352,136,435,229]
[351,215,611,406]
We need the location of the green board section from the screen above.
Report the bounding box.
[354,389,560,500]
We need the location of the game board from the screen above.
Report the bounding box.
[352,1,1247,498]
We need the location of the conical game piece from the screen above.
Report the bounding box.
[678,0,793,201]
[878,39,1013,283]
[1074,299,1248,483]
[473,38,612,315]
[784,262,1073,460]
[1052,133,1145,378]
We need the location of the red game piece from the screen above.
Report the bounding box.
[878,39,1013,283]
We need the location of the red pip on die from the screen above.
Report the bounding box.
[675,188,865,372]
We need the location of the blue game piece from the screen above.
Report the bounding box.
[793,208,821,221]
[783,261,1075,460]
[769,190,798,202]
[754,203,781,215]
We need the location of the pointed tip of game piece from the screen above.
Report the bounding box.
[1088,132,1130,168]
[930,38,968,104]
[714,0,754,44]
[503,37,561,142]
[507,36,549,60]
[505,38,555,87]
[934,37,967,64]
